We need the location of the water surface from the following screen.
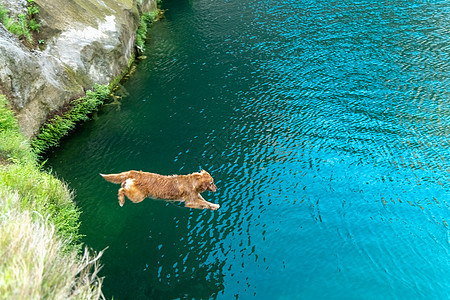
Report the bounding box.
[47,0,450,298]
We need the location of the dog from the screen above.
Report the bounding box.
[100,169,219,210]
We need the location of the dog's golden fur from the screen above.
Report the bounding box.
[100,169,219,210]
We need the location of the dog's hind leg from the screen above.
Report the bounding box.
[127,192,146,203]
[118,179,146,205]
[118,188,126,207]
[118,187,145,206]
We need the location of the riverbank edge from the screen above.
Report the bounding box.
[0,94,104,298]
[0,9,161,299]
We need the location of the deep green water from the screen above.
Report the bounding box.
[47,0,450,299]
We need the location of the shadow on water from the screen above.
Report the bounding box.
[46,0,450,299]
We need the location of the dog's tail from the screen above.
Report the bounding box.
[100,172,129,184]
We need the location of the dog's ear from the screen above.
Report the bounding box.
[202,181,209,190]
[199,177,210,191]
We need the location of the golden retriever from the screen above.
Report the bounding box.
[100,169,219,210]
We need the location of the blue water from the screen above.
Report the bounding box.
[47,0,450,298]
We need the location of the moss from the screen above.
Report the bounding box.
[64,65,91,88]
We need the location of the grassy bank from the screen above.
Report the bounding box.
[0,95,104,299]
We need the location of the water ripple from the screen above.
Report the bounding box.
[45,0,450,298]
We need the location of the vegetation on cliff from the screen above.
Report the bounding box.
[136,10,162,54]
[0,95,104,299]
[31,84,110,156]
[0,0,41,46]
[31,8,163,156]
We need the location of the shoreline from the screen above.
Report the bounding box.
[0,2,161,298]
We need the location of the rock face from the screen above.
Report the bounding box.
[0,0,157,137]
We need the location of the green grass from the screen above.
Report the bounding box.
[136,10,160,54]
[32,84,110,156]
[0,2,41,44]
[0,162,82,243]
[0,94,80,245]
[0,95,35,164]
[0,95,104,299]
[4,14,33,43]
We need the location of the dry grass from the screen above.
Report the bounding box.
[0,189,104,299]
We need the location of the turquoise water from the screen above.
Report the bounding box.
[47,0,450,299]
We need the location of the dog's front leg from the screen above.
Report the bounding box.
[197,194,220,210]
[204,200,220,211]
[185,194,220,211]
[184,195,197,209]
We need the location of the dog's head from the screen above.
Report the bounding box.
[196,169,217,192]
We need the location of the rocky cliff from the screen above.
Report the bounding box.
[0,0,157,138]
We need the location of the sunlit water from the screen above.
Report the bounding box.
[46,0,450,298]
